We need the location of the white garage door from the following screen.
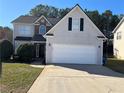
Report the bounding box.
[52,44,97,64]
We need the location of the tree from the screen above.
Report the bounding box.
[0,40,13,60]
[100,10,120,38]
[86,10,101,29]
[29,4,70,18]
[29,4,58,17]
[0,26,13,42]
[58,8,71,18]
[17,44,35,62]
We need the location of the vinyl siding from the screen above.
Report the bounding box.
[46,6,104,64]
[114,21,124,59]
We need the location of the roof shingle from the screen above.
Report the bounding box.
[11,16,38,23]
[11,15,61,26]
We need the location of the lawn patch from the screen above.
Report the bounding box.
[0,63,43,93]
[105,58,124,74]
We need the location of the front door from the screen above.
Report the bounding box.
[35,43,46,64]
[35,43,45,58]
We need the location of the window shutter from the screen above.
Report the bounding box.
[80,18,84,31]
[68,17,72,31]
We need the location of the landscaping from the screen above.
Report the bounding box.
[0,63,43,93]
[17,44,36,62]
[105,58,124,74]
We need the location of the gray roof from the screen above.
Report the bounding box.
[11,15,61,26]
[11,16,38,23]
[15,35,46,41]
[15,36,32,41]
[33,34,46,41]
[47,18,61,26]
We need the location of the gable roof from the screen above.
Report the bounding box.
[11,15,61,26]
[113,17,124,33]
[34,15,52,26]
[47,18,61,26]
[45,4,106,38]
[11,16,38,23]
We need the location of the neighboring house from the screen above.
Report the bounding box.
[45,4,106,65]
[0,28,13,42]
[113,17,124,59]
[12,15,60,59]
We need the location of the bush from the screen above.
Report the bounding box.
[17,44,35,62]
[0,40,13,60]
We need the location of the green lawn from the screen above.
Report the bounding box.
[0,63,43,93]
[105,58,124,74]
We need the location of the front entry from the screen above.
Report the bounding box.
[35,43,46,64]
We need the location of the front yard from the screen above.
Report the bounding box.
[105,58,124,74]
[0,63,43,93]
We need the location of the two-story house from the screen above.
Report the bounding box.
[12,4,106,64]
[12,15,60,58]
[45,4,106,64]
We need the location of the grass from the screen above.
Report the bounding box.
[105,58,124,74]
[0,63,43,93]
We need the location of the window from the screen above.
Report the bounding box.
[117,32,121,40]
[39,25,46,34]
[68,17,84,31]
[80,18,84,31]
[68,17,72,31]
[19,25,31,36]
[72,18,79,31]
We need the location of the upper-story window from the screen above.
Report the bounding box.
[72,18,79,31]
[68,17,72,31]
[68,17,84,31]
[39,25,46,34]
[117,32,121,40]
[80,18,84,31]
[19,25,31,36]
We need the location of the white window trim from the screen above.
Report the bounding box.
[19,25,32,36]
[117,32,122,40]
[72,18,80,31]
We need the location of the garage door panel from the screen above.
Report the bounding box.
[52,44,97,64]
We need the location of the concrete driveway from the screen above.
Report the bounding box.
[28,64,124,93]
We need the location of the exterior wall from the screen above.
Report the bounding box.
[13,17,51,53]
[114,22,124,59]
[13,23,34,52]
[13,23,34,39]
[34,17,52,35]
[35,25,51,34]
[46,6,104,64]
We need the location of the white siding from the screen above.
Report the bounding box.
[51,44,97,64]
[46,5,104,64]
[13,23,34,38]
[114,21,124,59]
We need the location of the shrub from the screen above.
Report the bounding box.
[17,44,35,62]
[0,40,13,60]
